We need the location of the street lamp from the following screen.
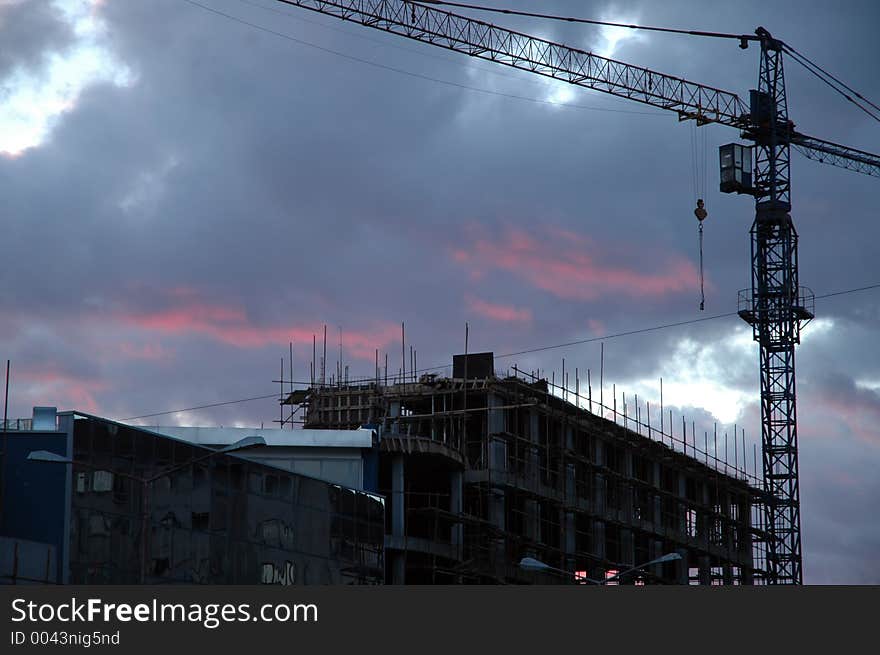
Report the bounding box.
[519,552,682,585]
[28,435,266,583]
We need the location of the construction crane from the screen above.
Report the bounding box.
[273,0,880,584]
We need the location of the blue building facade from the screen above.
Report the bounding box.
[0,410,384,585]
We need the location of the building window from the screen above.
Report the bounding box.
[604,569,620,586]
[92,470,114,493]
[686,508,698,537]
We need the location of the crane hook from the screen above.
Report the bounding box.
[694,198,707,222]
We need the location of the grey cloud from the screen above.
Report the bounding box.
[0,0,73,80]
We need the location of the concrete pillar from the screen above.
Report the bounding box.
[678,472,688,537]
[594,473,605,515]
[652,461,664,531]
[653,493,663,531]
[487,485,507,578]
[391,455,405,538]
[620,528,635,568]
[391,553,406,585]
[487,393,505,435]
[742,550,755,586]
[701,482,711,548]
[738,497,755,585]
[622,452,634,523]
[675,548,689,585]
[524,499,539,543]
[593,520,606,561]
[564,463,576,502]
[450,469,463,550]
[651,540,664,582]
[489,488,505,531]
[389,400,401,435]
[390,455,406,584]
[526,446,539,490]
[563,511,576,565]
[488,436,507,473]
[529,410,539,443]
[698,555,712,586]
[723,491,735,555]
[723,563,734,586]
[593,439,605,515]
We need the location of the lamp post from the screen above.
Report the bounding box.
[519,552,682,585]
[28,435,265,584]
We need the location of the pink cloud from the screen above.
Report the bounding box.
[452,226,700,301]
[16,366,108,414]
[119,342,173,361]
[121,303,245,334]
[467,296,532,323]
[117,299,400,360]
[587,319,605,335]
[823,394,880,448]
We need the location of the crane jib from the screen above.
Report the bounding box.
[278,0,879,178]
[279,0,748,125]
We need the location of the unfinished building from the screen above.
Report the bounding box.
[295,352,766,585]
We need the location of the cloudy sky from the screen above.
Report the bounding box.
[2,0,878,582]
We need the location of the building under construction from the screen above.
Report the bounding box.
[295,352,767,585]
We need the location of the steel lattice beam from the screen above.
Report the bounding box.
[279,0,749,124]
[792,135,880,177]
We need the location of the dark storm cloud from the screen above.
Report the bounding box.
[1,0,879,581]
[2,0,877,401]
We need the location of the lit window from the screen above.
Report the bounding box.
[605,569,620,586]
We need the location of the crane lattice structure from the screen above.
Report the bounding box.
[276,0,880,584]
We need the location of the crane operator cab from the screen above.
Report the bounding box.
[719,143,753,194]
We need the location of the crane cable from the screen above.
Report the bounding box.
[782,44,880,124]
[413,2,878,123]
[410,1,759,43]
[691,123,708,310]
[698,219,705,310]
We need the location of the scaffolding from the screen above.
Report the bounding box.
[293,353,767,585]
